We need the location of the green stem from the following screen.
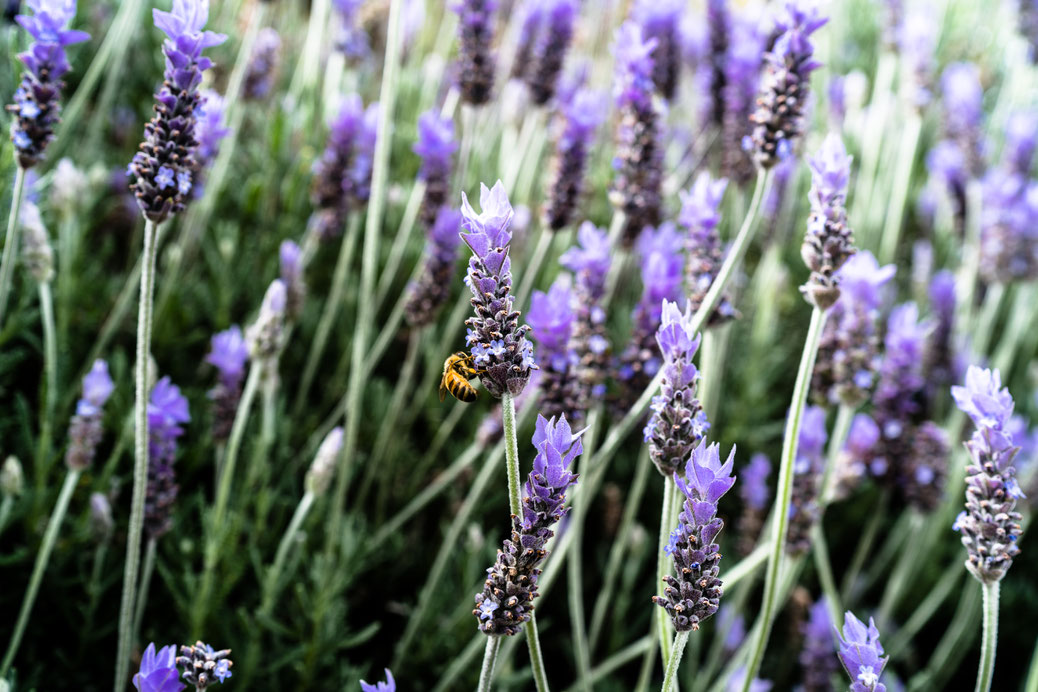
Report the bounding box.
[0,495,13,536]
[327,0,403,550]
[263,491,315,613]
[131,537,157,644]
[810,524,842,625]
[886,567,962,656]
[526,613,550,692]
[502,393,522,516]
[840,492,888,600]
[877,112,922,263]
[656,477,678,667]
[741,305,828,691]
[662,631,691,692]
[1025,632,1038,692]
[0,468,80,677]
[567,407,601,692]
[975,581,1000,692]
[877,513,926,628]
[0,168,27,328]
[819,403,855,506]
[34,282,58,489]
[478,636,503,692]
[114,217,160,691]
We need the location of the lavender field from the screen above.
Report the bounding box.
[1,0,1037,690]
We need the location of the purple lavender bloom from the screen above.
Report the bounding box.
[511,0,544,82]
[528,277,579,421]
[526,0,577,105]
[681,172,736,325]
[206,326,248,443]
[145,377,190,539]
[610,22,663,246]
[717,604,747,654]
[812,251,896,407]
[979,168,1038,283]
[726,668,774,692]
[176,641,233,688]
[801,133,856,309]
[654,441,736,631]
[1021,0,1038,63]
[476,414,582,635]
[243,27,280,100]
[644,300,709,476]
[1004,111,1038,176]
[7,0,90,168]
[404,207,463,327]
[951,366,1024,584]
[187,89,229,202]
[839,413,879,489]
[351,101,380,204]
[633,0,685,100]
[128,0,226,223]
[836,612,889,692]
[940,62,985,176]
[280,240,305,320]
[461,181,536,397]
[721,12,763,184]
[748,2,826,169]
[926,138,969,237]
[133,642,185,692]
[310,95,365,240]
[66,359,115,470]
[703,0,729,126]
[359,669,396,692]
[617,222,684,408]
[899,2,936,109]
[413,110,457,228]
[453,0,498,105]
[544,88,604,231]
[921,269,963,409]
[788,405,828,555]
[247,279,288,364]
[737,452,771,555]
[332,0,369,59]
[800,598,837,692]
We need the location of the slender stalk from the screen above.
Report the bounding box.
[526,613,550,692]
[662,631,691,692]
[810,524,842,625]
[0,168,27,328]
[35,282,58,488]
[0,468,80,677]
[740,305,828,691]
[114,217,160,691]
[263,490,315,611]
[877,512,926,628]
[328,0,403,548]
[819,403,854,506]
[1025,633,1038,692]
[0,495,13,535]
[502,393,522,516]
[374,180,424,310]
[877,112,922,263]
[131,537,157,644]
[840,493,888,599]
[655,478,678,666]
[885,567,962,655]
[975,581,1000,692]
[478,636,503,692]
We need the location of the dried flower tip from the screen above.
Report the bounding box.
[20,200,53,283]
[246,280,288,364]
[306,426,343,496]
[1,456,24,497]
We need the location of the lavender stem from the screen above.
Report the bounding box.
[0,168,27,329]
[114,217,160,690]
[131,537,157,644]
[741,305,828,691]
[661,631,690,692]
[655,478,679,666]
[526,613,551,692]
[819,402,855,505]
[0,468,80,677]
[878,112,923,263]
[478,635,502,692]
[37,282,58,468]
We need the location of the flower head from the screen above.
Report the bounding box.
[681,172,736,325]
[632,0,685,99]
[246,280,288,364]
[453,0,498,105]
[544,88,604,231]
[280,240,306,319]
[306,427,343,496]
[836,612,889,692]
[133,642,185,692]
[176,641,232,689]
[145,377,190,538]
[66,359,115,470]
[801,133,856,309]
[800,598,837,692]
[359,669,396,692]
[404,208,463,327]
[206,326,248,385]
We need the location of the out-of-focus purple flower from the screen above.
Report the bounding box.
[610,22,663,246]
[526,0,577,105]
[725,668,774,692]
[244,27,281,100]
[645,300,709,476]
[128,0,226,223]
[921,269,963,409]
[511,0,544,82]
[206,325,248,443]
[717,604,747,654]
[980,165,1038,283]
[332,0,369,59]
[280,240,305,319]
[476,414,582,635]
[681,172,736,325]
[703,0,729,126]
[528,278,579,419]
[899,1,936,109]
[940,61,985,175]
[633,0,684,100]
[404,208,463,328]
[801,133,856,309]
[90,491,114,541]
[926,138,969,236]
[454,0,497,105]
[952,366,1024,583]
[812,251,895,407]
[800,598,837,692]
[544,88,603,231]
[246,279,288,364]
[617,222,684,409]
[721,12,763,184]
[1021,1,1038,63]
[359,669,396,692]
[351,101,380,204]
[737,452,771,556]
[788,405,827,555]
[133,642,185,692]
[145,376,190,539]
[190,90,229,201]
[462,181,536,397]
[7,0,90,168]
[837,612,889,692]
[654,441,736,631]
[66,359,115,471]
[176,641,233,688]
[413,110,457,228]
[1004,111,1038,176]
[310,95,366,240]
[748,1,826,169]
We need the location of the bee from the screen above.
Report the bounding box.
[440,352,481,403]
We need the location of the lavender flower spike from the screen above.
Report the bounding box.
[280,240,306,320]
[128,0,226,223]
[243,27,281,100]
[413,110,457,228]
[461,181,536,398]
[610,22,664,247]
[527,0,577,105]
[681,172,736,326]
[475,414,582,635]
[748,2,826,169]
[133,642,185,692]
[787,405,828,555]
[145,377,190,539]
[246,279,288,365]
[800,598,837,692]
[176,641,233,688]
[705,0,730,127]
[951,366,1024,584]
[206,326,249,443]
[544,88,603,231]
[527,277,578,421]
[801,133,856,309]
[737,452,771,556]
[941,62,985,177]
[404,208,463,327]
[644,299,709,476]
[633,0,685,100]
[454,0,498,105]
[653,440,736,631]
[836,612,889,692]
[310,95,365,240]
[7,0,90,169]
[360,668,396,692]
[66,359,115,470]
[189,90,230,202]
[722,14,764,184]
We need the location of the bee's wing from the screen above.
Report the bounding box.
[439,378,448,402]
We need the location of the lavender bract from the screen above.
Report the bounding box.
[836,612,889,692]
[801,133,856,309]
[475,414,582,635]
[461,181,536,398]
[145,376,190,539]
[951,366,1025,584]
[306,426,343,497]
[280,240,305,320]
[653,441,736,631]
[544,88,603,231]
[404,208,463,328]
[644,300,709,476]
[7,0,89,169]
[206,326,248,443]
[453,0,497,105]
[681,172,736,326]
[246,279,288,366]
[20,200,53,283]
[66,359,115,471]
[413,110,457,229]
[128,0,226,223]
[133,642,185,692]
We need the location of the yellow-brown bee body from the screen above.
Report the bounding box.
[440,352,480,402]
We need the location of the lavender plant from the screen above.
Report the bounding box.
[836,612,889,692]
